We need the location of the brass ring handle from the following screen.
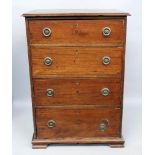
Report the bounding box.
[99,122,107,131]
[102,56,111,65]
[44,57,53,66]
[99,120,108,132]
[102,27,111,36]
[42,27,52,37]
[101,88,110,96]
[47,120,56,128]
[46,89,54,97]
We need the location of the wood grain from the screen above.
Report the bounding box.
[28,19,125,45]
[36,107,121,139]
[32,134,124,148]
[31,47,123,77]
[33,78,121,106]
[23,10,129,148]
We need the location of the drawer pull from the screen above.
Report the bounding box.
[99,120,108,132]
[42,27,52,37]
[102,56,111,65]
[44,57,53,66]
[101,88,110,96]
[47,120,56,128]
[46,89,54,97]
[102,27,111,36]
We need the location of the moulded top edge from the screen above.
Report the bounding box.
[22,9,131,17]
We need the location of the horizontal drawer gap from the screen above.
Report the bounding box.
[30,44,124,48]
[32,75,122,79]
[34,105,122,109]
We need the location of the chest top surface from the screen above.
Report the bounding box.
[23,9,130,17]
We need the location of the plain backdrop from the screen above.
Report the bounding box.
[12,0,141,155]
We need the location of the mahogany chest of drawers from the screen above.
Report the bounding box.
[23,10,130,149]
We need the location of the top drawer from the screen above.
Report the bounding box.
[28,19,125,46]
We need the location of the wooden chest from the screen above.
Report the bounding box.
[23,10,130,149]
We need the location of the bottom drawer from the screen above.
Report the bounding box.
[36,107,121,139]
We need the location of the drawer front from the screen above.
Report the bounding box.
[28,19,125,45]
[31,47,123,77]
[36,107,121,139]
[33,78,121,106]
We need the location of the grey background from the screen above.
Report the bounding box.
[12,0,141,154]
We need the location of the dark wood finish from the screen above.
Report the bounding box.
[32,137,124,148]
[28,19,125,46]
[33,78,121,106]
[25,20,38,139]
[23,10,129,149]
[31,47,123,77]
[32,133,124,148]
[119,17,127,136]
[36,107,121,139]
